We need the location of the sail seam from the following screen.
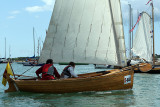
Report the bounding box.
[105,24,112,62]
[95,0,106,58]
[85,0,98,60]
[62,0,76,59]
[73,0,87,60]
[50,0,64,58]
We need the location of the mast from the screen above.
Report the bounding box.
[33,27,35,57]
[151,2,155,65]
[5,37,6,59]
[131,8,133,59]
[129,4,132,59]
[9,45,10,58]
[37,38,40,57]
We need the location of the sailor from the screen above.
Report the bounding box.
[35,59,60,80]
[61,62,78,78]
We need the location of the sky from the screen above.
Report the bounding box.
[0,0,160,58]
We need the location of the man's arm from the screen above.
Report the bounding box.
[35,66,43,78]
[68,67,78,78]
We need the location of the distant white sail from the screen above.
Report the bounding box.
[132,12,152,62]
[39,0,126,66]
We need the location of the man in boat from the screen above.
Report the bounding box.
[61,62,78,78]
[35,59,60,80]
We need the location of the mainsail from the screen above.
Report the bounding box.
[132,12,152,62]
[39,0,126,66]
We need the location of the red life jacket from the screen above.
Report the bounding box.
[42,64,54,74]
[41,64,55,80]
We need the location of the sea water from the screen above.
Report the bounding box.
[0,63,160,107]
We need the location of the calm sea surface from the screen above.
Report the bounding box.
[0,63,160,107]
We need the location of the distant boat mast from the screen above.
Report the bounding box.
[37,37,40,57]
[5,37,6,59]
[129,4,132,59]
[33,27,35,57]
[131,8,133,58]
[9,45,11,58]
[152,2,155,65]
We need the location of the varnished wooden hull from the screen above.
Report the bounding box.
[6,69,134,93]
[134,67,160,74]
[133,63,160,74]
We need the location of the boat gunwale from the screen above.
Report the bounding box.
[13,69,133,82]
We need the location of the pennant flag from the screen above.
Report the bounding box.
[130,13,142,32]
[2,62,13,86]
[146,0,152,5]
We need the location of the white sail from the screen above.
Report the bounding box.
[39,0,126,66]
[132,12,152,62]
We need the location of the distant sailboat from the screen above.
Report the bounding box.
[132,12,152,63]
[5,0,141,93]
[0,38,8,63]
[23,27,40,66]
[131,2,160,73]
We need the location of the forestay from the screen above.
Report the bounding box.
[132,12,152,62]
[39,0,126,66]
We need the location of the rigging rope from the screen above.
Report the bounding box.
[20,66,35,75]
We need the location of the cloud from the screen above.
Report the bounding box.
[42,0,54,5]
[25,0,55,12]
[10,10,20,15]
[7,10,20,19]
[7,16,16,19]
[26,6,43,12]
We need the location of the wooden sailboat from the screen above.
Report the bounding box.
[6,69,134,93]
[5,0,139,93]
